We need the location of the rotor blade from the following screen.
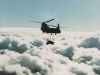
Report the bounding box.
[45,19,55,23]
[60,26,71,28]
[28,21,42,23]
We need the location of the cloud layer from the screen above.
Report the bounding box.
[0,30,100,75]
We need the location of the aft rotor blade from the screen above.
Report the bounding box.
[29,21,42,23]
[45,19,55,23]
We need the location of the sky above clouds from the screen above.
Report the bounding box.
[0,0,100,31]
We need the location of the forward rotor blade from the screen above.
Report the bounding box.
[45,19,55,23]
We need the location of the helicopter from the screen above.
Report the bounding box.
[30,19,61,35]
[41,19,61,35]
[30,19,61,45]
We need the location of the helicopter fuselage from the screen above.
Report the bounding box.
[41,22,61,34]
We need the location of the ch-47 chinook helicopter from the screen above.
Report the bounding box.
[30,19,61,35]
[41,19,61,35]
[30,19,61,45]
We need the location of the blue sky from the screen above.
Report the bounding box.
[0,0,100,31]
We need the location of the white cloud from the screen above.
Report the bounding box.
[78,35,100,50]
[0,28,100,75]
